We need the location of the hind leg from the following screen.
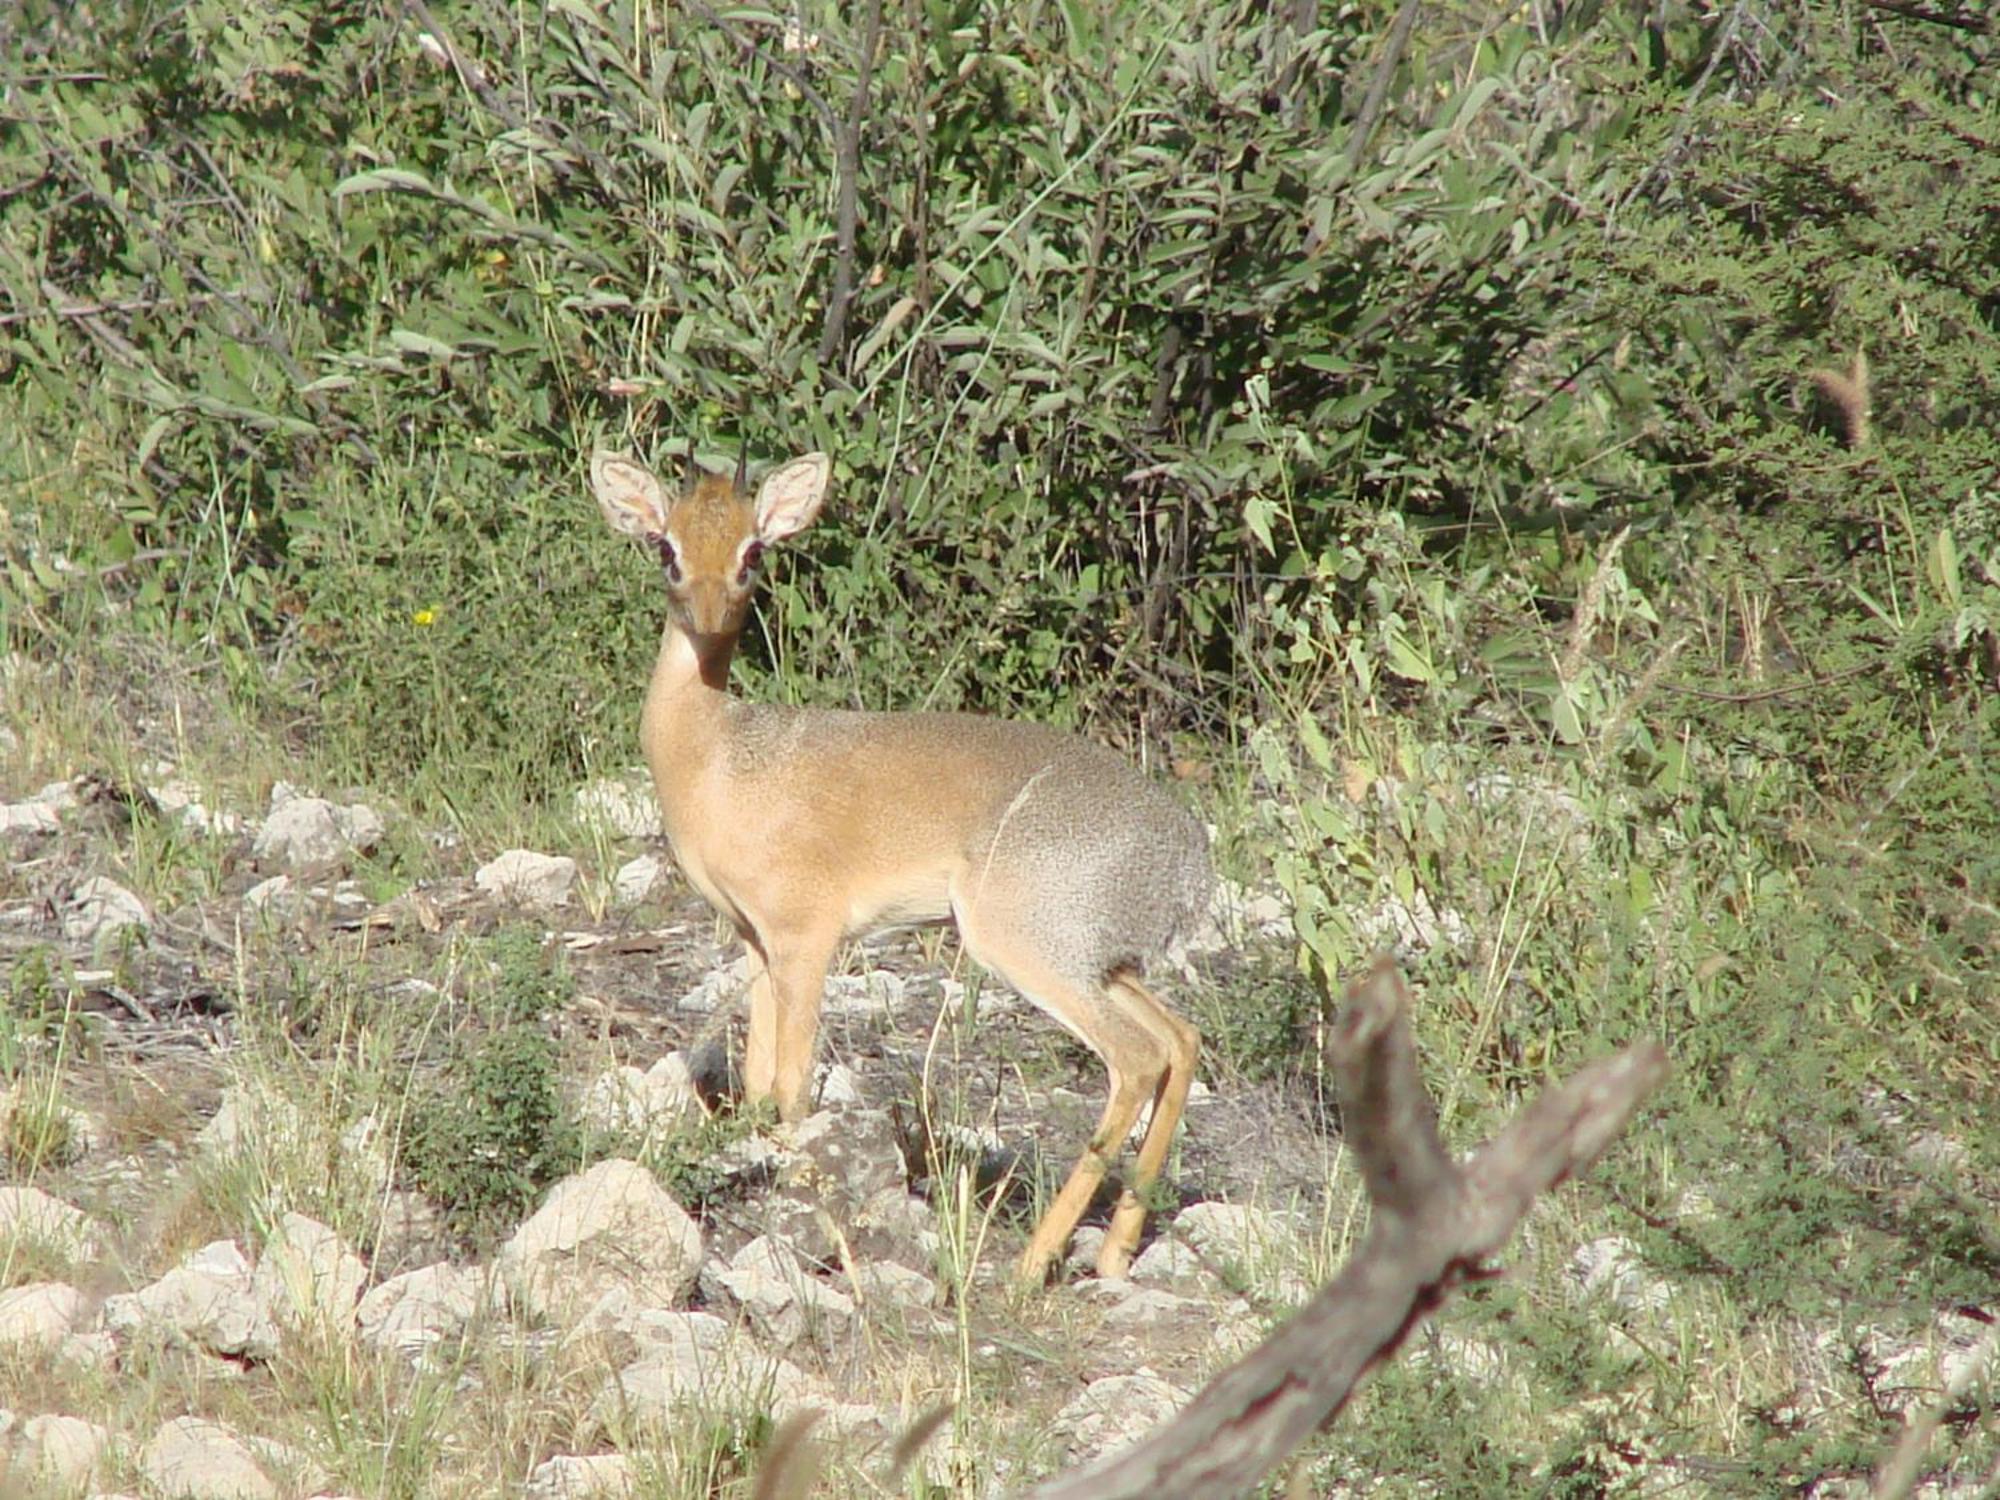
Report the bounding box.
[952,894,1173,1284]
[1096,975,1200,1278]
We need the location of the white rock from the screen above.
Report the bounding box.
[0,1282,87,1349]
[816,1062,867,1110]
[0,1186,99,1257]
[242,875,293,912]
[714,1235,856,1352]
[0,1086,100,1164]
[1049,1368,1187,1462]
[821,969,906,1020]
[1128,1236,1210,1286]
[1567,1235,1670,1314]
[574,774,663,839]
[579,1053,705,1138]
[150,779,242,837]
[611,854,664,906]
[850,1260,938,1309]
[1356,887,1472,957]
[15,1412,110,1489]
[475,849,579,907]
[248,1213,365,1349]
[251,785,383,867]
[525,1452,635,1499]
[138,1416,278,1500]
[61,876,150,945]
[1076,1276,1209,1331]
[195,1084,311,1162]
[674,955,750,1013]
[1171,1201,1302,1269]
[497,1159,702,1324]
[0,789,64,833]
[103,1240,261,1357]
[598,1312,879,1435]
[356,1263,484,1354]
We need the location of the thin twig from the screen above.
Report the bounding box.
[1862,0,1990,33]
[1343,0,1425,175]
[817,0,886,368]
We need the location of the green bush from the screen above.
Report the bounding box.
[401,930,581,1235]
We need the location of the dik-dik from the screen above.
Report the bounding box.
[592,448,1212,1283]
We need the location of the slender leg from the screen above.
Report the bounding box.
[741,937,778,1105]
[1017,1060,1154,1285]
[764,927,841,1122]
[1097,978,1200,1278]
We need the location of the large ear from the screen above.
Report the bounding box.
[591,452,671,538]
[753,454,831,544]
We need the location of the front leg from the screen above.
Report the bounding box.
[764,926,842,1122]
[741,937,779,1106]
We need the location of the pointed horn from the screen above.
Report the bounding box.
[734,433,750,492]
[681,439,700,493]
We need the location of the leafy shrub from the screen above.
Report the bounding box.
[401,930,580,1235]
[404,1024,579,1238]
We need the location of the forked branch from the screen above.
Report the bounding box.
[1021,958,1669,1499]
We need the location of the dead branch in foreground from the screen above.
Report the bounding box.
[1021,958,1669,1499]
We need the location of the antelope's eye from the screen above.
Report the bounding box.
[736,541,765,585]
[655,536,683,585]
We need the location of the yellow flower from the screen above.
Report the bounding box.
[412,608,437,627]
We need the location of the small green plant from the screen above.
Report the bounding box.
[403,1024,579,1239]
[634,1112,757,1216]
[401,929,582,1236]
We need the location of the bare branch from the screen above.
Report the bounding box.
[1343,0,1425,175]
[1863,0,1991,34]
[1021,959,1669,1500]
[818,0,887,368]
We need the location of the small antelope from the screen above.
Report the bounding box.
[591,448,1212,1283]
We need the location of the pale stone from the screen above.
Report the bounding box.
[0,1186,98,1256]
[574,774,663,839]
[149,780,242,837]
[475,849,579,907]
[1049,1368,1187,1462]
[195,1084,312,1162]
[611,854,664,905]
[62,876,150,944]
[816,1062,867,1109]
[103,1240,261,1356]
[0,1282,87,1349]
[1568,1235,1670,1314]
[675,956,750,1013]
[525,1452,635,1499]
[17,1412,110,1488]
[252,785,382,867]
[356,1263,483,1354]
[248,1213,365,1349]
[497,1160,702,1324]
[849,1259,937,1309]
[242,875,293,912]
[598,1313,880,1435]
[579,1054,704,1138]
[1171,1201,1303,1269]
[138,1416,277,1500]
[714,1235,856,1352]
[1078,1278,1208,1329]
[821,968,906,1019]
[0,795,63,834]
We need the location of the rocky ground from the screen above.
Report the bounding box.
[0,769,1344,1498]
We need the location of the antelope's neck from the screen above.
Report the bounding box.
[639,625,735,791]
